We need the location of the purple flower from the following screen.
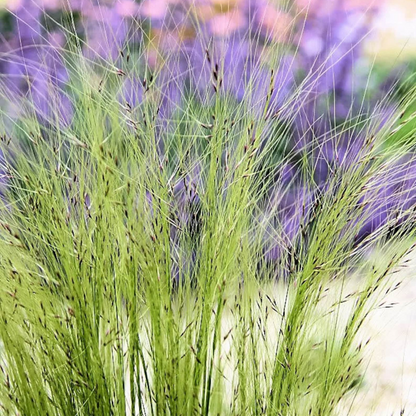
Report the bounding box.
[0,0,412,274]
[82,4,130,61]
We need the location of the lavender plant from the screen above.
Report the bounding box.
[0,0,416,415]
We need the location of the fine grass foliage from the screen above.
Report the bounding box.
[0,2,416,415]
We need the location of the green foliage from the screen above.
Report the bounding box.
[0,19,416,416]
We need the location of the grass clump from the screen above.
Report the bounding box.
[0,2,416,415]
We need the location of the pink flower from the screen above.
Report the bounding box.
[115,0,138,17]
[256,5,293,43]
[210,9,245,37]
[6,0,61,11]
[295,0,383,16]
[139,0,168,19]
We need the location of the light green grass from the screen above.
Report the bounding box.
[0,5,416,415]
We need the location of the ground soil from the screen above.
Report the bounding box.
[341,251,416,416]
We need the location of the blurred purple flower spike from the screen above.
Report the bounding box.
[83,4,130,61]
[263,183,313,275]
[12,0,43,42]
[5,0,43,94]
[121,77,144,109]
[292,0,374,137]
[143,162,203,286]
[3,1,72,125]
[1,0,414,276]
[171,163,203,240]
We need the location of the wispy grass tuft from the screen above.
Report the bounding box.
[0,2,416,415]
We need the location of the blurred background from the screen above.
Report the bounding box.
[1,2,416,415]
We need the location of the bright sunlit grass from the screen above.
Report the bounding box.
[0,2,416,415]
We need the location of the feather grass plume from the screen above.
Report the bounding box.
[0,0,415,415]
